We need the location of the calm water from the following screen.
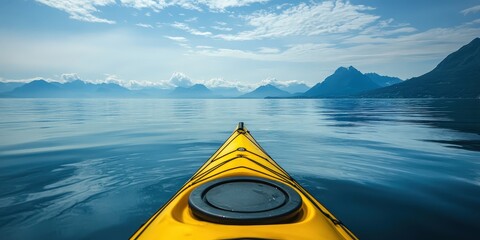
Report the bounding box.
[0,99,479,240]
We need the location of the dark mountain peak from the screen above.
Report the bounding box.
[334,66,359,73]
[348,66,359,71]
[239,84,291,98]
[436,37,480,71]
[303,66,380,97]
[332,66,363,77]
[189,84,210,91]
[28,79,49,85]
[363,38,480,98]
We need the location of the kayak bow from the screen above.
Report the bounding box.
[131,122,358,240]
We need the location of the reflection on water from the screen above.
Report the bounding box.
[0,98,479,240]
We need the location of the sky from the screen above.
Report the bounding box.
[0,0,479,90]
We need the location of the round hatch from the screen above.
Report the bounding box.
[188,176,302,225]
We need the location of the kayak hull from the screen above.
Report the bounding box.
[131,124,357,240]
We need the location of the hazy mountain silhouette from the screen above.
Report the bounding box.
[0,82,25,93]
[4,79,132,98]
[169,84,218,98]
[7,80,62,97]
[239,84,291,98]
[132,87,171,98]
[303,66,380,97]
[209,87,242,98]
[363,38,480,98]
[277,83,310,94]
[364,73,402,87]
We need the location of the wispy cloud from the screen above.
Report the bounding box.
[61,73,81,82]
[120,0,267,12]
[172,22,212,36]
[136,23,154,28]
[196,45,213,49]
[216,1,379,40]
[461,5,480,15]
[194,22,480,78]
[165,36,188,42]
[212,26,233,31]
[197,0,269,11]
[259,77,309,90]
[35,0,116,24]
[257,47,280,54]
[202,77,252,92]
[185,17,198,22]
[35,0,269,24]
[119,0,201,12]
[169,72,195,87]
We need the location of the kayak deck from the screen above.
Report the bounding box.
[131,123,357,240]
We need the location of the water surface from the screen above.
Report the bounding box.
[0,99,479,240]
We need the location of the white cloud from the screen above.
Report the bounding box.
[216,1,379,40]
[169,72,194,87]
[35,0,268,25]
[202,78,252,92]
[136,23,154,28]
[258,47,280,54]
[101,74,173,89]
[120,0,264,12]
[119,0,168,12]
[260,77,306,88]
[172,22,212,36]
[185,17,198,22]
[196,45,213,49]
[194,23,480,79]
[212,26,233,31]
[35,0,116,24]
[461,5,480,15]
[203,77,235,88]
[165,36,188,42]
[197,0,269,11]
[61,73,81,82]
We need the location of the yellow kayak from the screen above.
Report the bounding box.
[131,123,358,240]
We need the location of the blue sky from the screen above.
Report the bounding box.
[0,0,479,90]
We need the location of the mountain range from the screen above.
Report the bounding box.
[303,66,380,97]
[4,80,133,98]
[239,84,292,98]
[362,37,480,98]
[1,38,478,99]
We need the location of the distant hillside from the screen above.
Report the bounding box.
[239,84,291,98]
[277,83,310,94]
[169,84,218,98]
[209,86,242,97]
[7,80,62,97]
[0,82,24,93]
[364,73,402,87]
[303,66,380,98]
[363,38,480,98]
[4,79,133,98]
[132,87,171,98]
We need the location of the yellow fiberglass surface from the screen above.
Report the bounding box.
[130,123,358,240]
